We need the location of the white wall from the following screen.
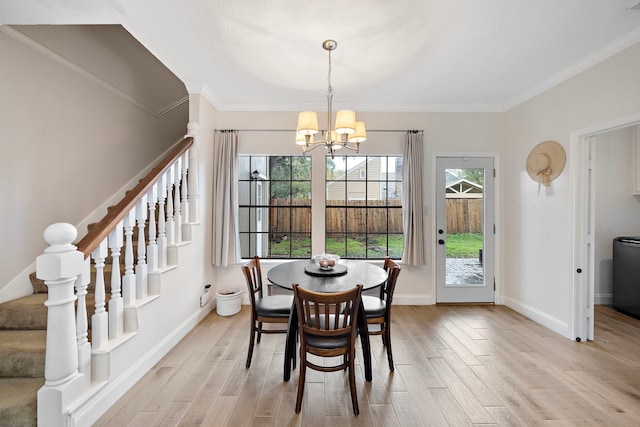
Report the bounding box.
[8,23,633,342]
[0,29,188,301]
[502,42,640,337]
[594,125,640,304]
[186,95,218,292]
[209,111,504,305]
[204,42,640,340]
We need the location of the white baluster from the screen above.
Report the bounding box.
[147,185,158,272]
[174,157,183,243]
[186,122,199,223]
[136,194,148,300]
[122,210,136,307]
[166,164,175,246]
[35,223,86,426]
[91,239,109,351]
[181,152,189,228]
[108,221,124,339]
[75,257,91,387]
[157,177,168,269]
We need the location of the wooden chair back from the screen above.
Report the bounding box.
[242,256,264,308]
[380,257,401,303]
[294,284,363,345]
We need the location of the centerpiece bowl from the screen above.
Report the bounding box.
[313,253,340,270]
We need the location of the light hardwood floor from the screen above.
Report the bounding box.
[95,305,640,426]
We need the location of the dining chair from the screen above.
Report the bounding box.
[292,283,363,415]
[362,257,401,372]
[242,256,293,369]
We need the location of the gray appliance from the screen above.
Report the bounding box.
[612,237,640,319]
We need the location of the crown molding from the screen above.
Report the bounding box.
[504,26,640,111]
[2,25,186,118]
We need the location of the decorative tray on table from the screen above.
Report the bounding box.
[304,254,348,277]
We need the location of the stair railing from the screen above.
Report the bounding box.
[36,122,200,426]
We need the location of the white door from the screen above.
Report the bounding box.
[574,135,596,341]
[436,157,495,303]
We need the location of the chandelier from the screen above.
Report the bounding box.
[296,39,366,158]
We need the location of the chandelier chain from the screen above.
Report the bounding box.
[327,47,333,96]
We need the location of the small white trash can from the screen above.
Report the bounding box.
[216,287,242,316]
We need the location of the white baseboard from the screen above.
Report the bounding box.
[502,296,570,339]
[595,293,612,306]
[68,304,215,426]
[0,263,35,304]
[393,294,434,305]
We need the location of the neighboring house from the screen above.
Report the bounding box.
[326,157,381,201]
[326,156,402,201]
[446,178,483,199]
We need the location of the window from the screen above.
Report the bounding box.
[239,154,403,260]
[239,156,312,259]
[326,155,404,259]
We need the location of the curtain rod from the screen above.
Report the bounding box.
[215,129,423,133]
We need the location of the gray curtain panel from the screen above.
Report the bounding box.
[402,131,426,266]
[212,130,241,266]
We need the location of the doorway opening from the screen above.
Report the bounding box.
[571,113,640,341]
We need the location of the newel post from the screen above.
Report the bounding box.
[36,223,86,426]
[186,121,200,224]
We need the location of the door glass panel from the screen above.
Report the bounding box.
[445,168,484,286]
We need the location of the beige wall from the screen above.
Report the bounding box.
[211,110,504,305]
[211,42,640,338]
[0,29,188,301]
[502,42,640,334]
[3,20,639,339]
[186,95,219,293]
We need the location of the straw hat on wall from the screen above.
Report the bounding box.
[526,140,566,187]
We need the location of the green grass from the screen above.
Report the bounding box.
[269,234,404,259]
[268,233,480,259]
[269,237,311,257]
[446,233,483,258]
[326,235,404,259]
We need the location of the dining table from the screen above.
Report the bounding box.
[267,259,388,382]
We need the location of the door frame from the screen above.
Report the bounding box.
[432,152,501,304]
[570,112,640,341]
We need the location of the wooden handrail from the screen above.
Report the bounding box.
[76,137,194,258]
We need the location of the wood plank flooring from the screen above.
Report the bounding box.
[95,305,640,426]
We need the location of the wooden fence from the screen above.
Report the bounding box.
[269,199,403,235]
[446,199,483,234]
[268,198,481,236]
[325,200,403,233]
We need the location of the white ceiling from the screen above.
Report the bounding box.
[2,0,640,113]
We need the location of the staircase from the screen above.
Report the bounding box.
[0,260,118,425]
[0,134,199,425]
[0,275,46,426]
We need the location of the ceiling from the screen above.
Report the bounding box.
[2,0,640,113]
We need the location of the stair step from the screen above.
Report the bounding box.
[0,294,48,330]
[28,273,47,294]
[0,330,46,378]
[31,267,116,296]
[0,378,40,427]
